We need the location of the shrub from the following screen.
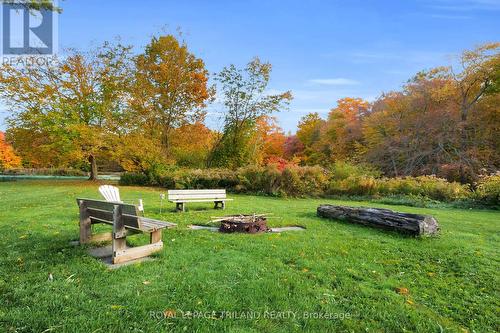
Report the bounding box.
[387,176,469,201]
[279,165,328,197]
[329,161,381,180]
[119,165,475,202]
[238,165,282,195]
[172,169,239,190]
[265,156,297,171]
[328,175,470,201]
[474,174,500,207]
[328,175,378,196]
[298,165,329,196]
[2,167,86,177]
[119,172,149,186]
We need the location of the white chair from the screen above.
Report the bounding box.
[98,185,144,212]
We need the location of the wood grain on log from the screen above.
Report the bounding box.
[317,204,439,236]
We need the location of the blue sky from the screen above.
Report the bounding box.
[1,0,499,132]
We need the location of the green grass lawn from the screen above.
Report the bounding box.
[0,180,498,332]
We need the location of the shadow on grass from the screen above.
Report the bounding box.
[148,205,225,214]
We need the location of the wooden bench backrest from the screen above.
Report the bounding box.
[168,189,227,200]
[77,198,141,229]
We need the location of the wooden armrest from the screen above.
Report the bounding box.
[140,217,177,229]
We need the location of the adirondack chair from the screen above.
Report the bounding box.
[99,185,144,212]
[77,198,176,264]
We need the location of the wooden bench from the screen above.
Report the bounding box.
[77,198,176,264]
[168,189,233,212]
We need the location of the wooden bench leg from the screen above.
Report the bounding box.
[222,201,225,210]
[214,201,225,210]
[79,200,91,244]
[176,202,185,212]
[150,230,162,244]
[114,223,164,265]
[112,204,127,264]
[112,236,127,264]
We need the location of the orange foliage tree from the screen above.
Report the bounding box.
[0,131,21,169]
[129,35,213,158]
[170,122,214,168]
[324,97,370,162]
[251,116,286,165]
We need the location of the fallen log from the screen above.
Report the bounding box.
[317,204,439,236]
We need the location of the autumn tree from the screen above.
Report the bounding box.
[324,97,370,162]
[0,131,21,170]
[208,58,292,168]
[128,35,213,161]
[283,135,304,161]
[363,73,460,177]
[449,43,500,181]
[360,43,499,181]
[169,122,214,168]
[258,117,287,162]
[295,112,325,165]
[0,42,132,179]
[248,116,286,165]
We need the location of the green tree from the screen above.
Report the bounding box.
[295,112,325,165]
[0,42,132,179]
[208,58,292,168]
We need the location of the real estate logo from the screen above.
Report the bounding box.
[1,1,57,56]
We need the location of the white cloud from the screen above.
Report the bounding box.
[307,78,360,86]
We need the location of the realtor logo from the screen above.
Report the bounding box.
[2,1,56,55]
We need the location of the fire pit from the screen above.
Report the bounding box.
[216,214,269,234]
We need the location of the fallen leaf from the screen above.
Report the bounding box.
[395,287,409,295]
[163,309,176,318]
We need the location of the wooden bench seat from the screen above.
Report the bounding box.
[168,189,233,212]
[77,198,176,264]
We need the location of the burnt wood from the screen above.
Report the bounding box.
[218,215,269,233]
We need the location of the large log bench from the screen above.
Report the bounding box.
[168,189,233,212]
[317,204,439,236]
[77,198,176,264]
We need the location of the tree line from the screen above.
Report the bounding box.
[0,35,498,183]
[293,43,499,182]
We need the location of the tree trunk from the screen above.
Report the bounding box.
[88,154,98,181]
[317,204,439,236]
